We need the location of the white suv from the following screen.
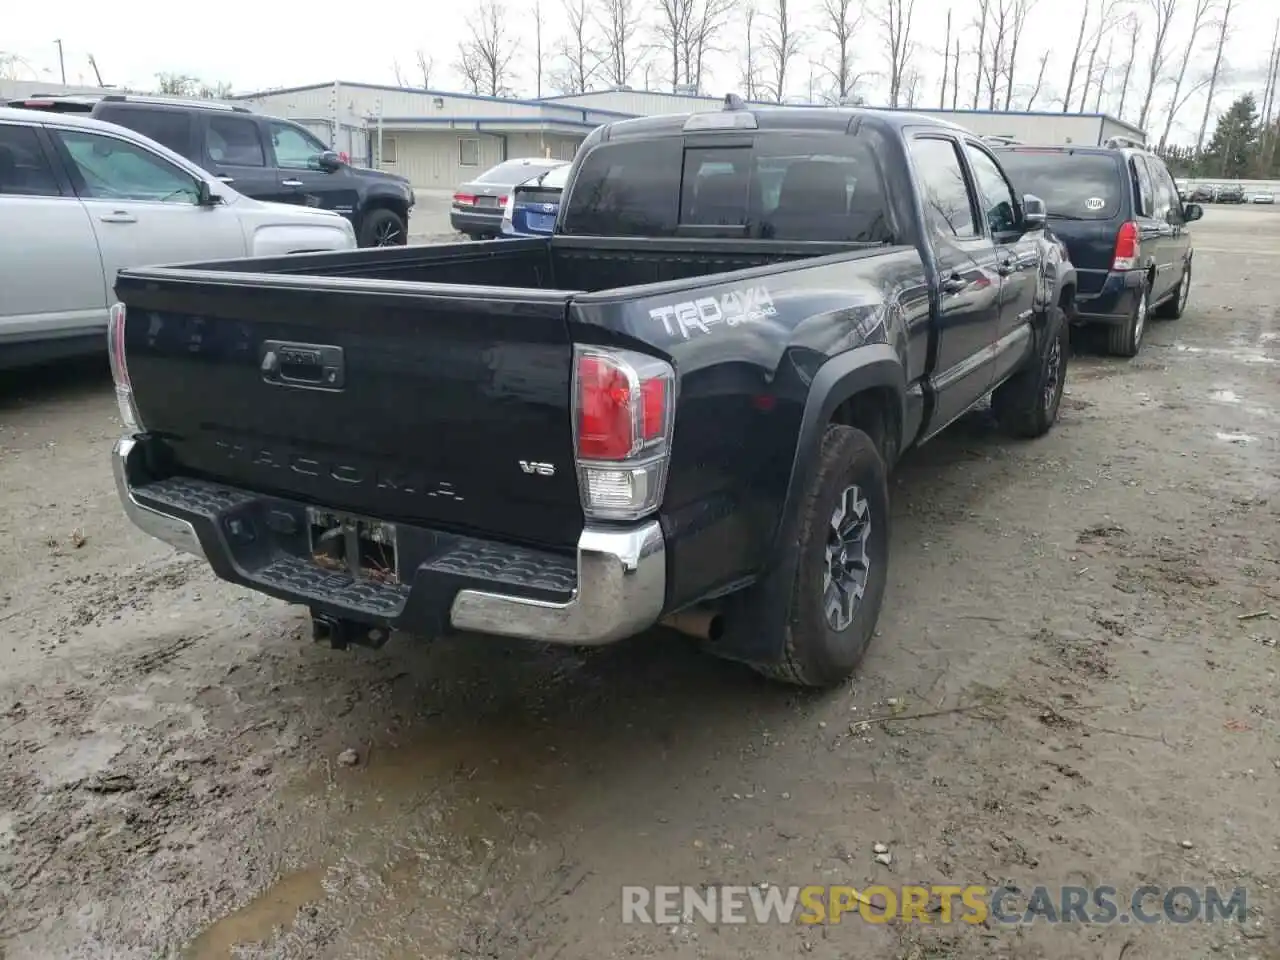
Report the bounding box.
[0,106,357,370]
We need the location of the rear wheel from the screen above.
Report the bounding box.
[1107,280,1150,358]
[358,208,407,247]
[1154,262,1191,319]
[750,425,890,688]
[992,303,1069,438]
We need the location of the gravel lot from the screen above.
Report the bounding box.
[1,207,1278,960]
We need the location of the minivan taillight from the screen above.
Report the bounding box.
[573,346,675,520]
[107,302,144,433]
[1112,221,1140,271]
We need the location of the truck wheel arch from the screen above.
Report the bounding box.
[774,344,907,558]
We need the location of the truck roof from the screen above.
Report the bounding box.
[597,100,971,143]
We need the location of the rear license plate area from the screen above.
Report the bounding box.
[307,508,400,585]
[527,213,555,233]
[476,196,499,208]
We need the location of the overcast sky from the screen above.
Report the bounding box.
[4,0,1276,145]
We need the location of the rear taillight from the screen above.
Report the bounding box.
[107,302,144,433]
[498,195,509,206]
[1112,221,1140,271]
[453,192,476,206]
[573,346,675,521]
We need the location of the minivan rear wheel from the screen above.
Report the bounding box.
[1154,262,1191,320]
[1107,281,1150,358]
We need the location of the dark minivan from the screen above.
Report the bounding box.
[995,142,1202,357]
[10,94,416,247]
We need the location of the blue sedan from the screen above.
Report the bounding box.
[501,163,570,237]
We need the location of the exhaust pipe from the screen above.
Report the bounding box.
[660,609,724,642]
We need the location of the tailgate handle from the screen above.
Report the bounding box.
[261,340,345,390]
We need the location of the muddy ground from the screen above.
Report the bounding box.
[1,207,1278,960]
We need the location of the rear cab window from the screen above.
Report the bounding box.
[560,132,896,243]
[997,149,1123,221]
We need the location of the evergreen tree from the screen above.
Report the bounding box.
[1202,94,1259,178]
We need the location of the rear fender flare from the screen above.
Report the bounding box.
[715,344,907,665]
[774,343,906,558]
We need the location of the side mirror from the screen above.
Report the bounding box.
[196,179,221,207]
[317,150,342,172]
[1022,193,1047,229]
[1183,203,1203,222]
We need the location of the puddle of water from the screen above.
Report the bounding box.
[181,865,326,959]
[1215,432,1256,444]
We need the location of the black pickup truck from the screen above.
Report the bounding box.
[109,100,1075,688]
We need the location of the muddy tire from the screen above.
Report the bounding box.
[1107,280,1150,357]
[358,208,407,247]
[1154,262,1191,319]
[991,303,1069,439]
[750,425,890,688]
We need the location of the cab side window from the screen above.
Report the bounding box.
[54,129,201,204]
[908,137,978,240]
[0,123,62,197]
[206,116,266,167]
[269,122,328,170]
[964,143,1020,236]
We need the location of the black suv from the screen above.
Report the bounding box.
[995,139,1203,357]
[9,94,415,247]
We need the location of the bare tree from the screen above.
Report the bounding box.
[1196,0,1235,150]
[1025,49,1051,109]
[876,0,916,107]
[971,0,990,108]
[1093,37,1113,112]
[939,8,952,107]
[819,0,867,103]
[599,0,645,87]
[1137,0,1179,131]
[393,60,407,86]
[740,3,762,98]
[1157,0,1213,148]
[981,0,1014,109]
[1259,22,1280,173]
[1076,0,1120,112]
[903,67,923,106]
[1061,1,1089,113]
[534,0,546,97]
[1115,13,1140,120]
[416,50,435,88]
[952,37,961,108]
[550,0,598,94]
[760,0,801,101]
[655,0,736,92]
[455,0,518,96]
[1002,0,1035,109]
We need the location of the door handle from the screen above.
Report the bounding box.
[217,175,235,184]
[940,273,968,294]
[281,179,303,187]
[98,212,137,224]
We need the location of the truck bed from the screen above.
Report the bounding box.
[180,235,872,293]
[113,234,896,557]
